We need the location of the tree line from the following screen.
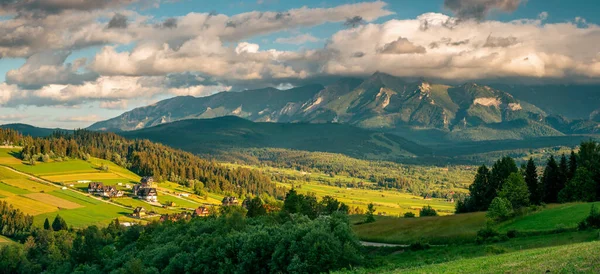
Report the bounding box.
[457,140,600,214]
[0,128,288,199]
[0,191,362,273]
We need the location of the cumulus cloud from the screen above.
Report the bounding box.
[379,37,426,54]
[444,0,523,21]
[6,51,98,89]
[275,34,320,45]
[322,12,600,82]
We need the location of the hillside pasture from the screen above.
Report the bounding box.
[33,203,134,228]
[1,178,57,193]
[352,212,487,245]
[24,193,82,209]
[9,160,99,175]
[2,195,58,215]
[399,240,600,274]
[498,202,600,232]
[42,172,125,183]
[0,182,30,195]
[283,182,455,217]
[0,148,22,165]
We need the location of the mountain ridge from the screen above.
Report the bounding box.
[89,73,600,143]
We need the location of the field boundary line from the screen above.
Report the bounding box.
[0,165,131,210]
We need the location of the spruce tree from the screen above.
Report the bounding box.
[487,157,518,207]
[468,165,490,211]
[43,218,50,230]
[558,154,569,193]
[52,214,67,231]
[568,151,578,180]
[525,158,541,205]
[542,156,560,203]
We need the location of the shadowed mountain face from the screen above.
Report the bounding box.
[118,116,431,162]
[89,72,600,143]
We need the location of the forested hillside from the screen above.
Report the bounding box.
[0,128,286,199]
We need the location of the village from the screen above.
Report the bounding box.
[86,176,246,223]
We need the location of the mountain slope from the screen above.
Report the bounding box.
[90,73,600,143]
[0,123,70,137]
[119,116,431,161]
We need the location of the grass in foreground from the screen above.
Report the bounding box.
[341,230,600,274]
[399,239,600,274]
[498,202,600,232]
[352,212,487,245]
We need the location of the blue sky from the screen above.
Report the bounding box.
[0,0,598,128]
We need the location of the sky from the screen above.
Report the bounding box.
[0,0,599,128]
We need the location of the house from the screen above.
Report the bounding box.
[87,182,104,194]
[140,176,154,186]
[179,193,189,197]
[193,206,210,217]
[101,186,124,198]
[137,188,158,202]
[132,207,146,218]
[222,197,239,206]
[125,184,132,189]
[61,187,67,190]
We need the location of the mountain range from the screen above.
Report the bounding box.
[89,72,600,144]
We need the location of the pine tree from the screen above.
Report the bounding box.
[542,156,560,203]
[43,218,50,230]
[468,165,491,211]
[487,157,518,208]
[568,151,578,180]
[52,214,67,231]
[558,154,569,193]
[525,158,542,205]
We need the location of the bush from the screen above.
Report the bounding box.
[419,205,437,217]
[579,205,600,230]
[506,229,518,238]
[486,197,513,222]
[403,212,415,218]
[485,245,508,255]
[476,225,507,244]
[409,242,430,251]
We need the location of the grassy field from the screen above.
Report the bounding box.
[341,230,600,273]
[0,235,16,245]
[352,212,487,244]
[399,240,600,274]
[287,182,456,216]
[498,202,600,232]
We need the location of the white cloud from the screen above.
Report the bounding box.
[0,114,28,122]
[56,114,104,123]
[275,34,320,45]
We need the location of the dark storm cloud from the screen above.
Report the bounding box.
[107,13,128,29]
[444,0,523,21]
[0,0,136,15]
[344,16,365,28]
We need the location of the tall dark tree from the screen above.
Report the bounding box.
[524,158,542,205]
[568,150,578,180]
[468,165,491,211]
[365,203,376,223]
[51,215,68,231]
[487,157,518,207]
[43,218,50,230]
[558,167,596,203]
[498,172,530,210]
[558,154,569,193]
[542,156,561,203]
